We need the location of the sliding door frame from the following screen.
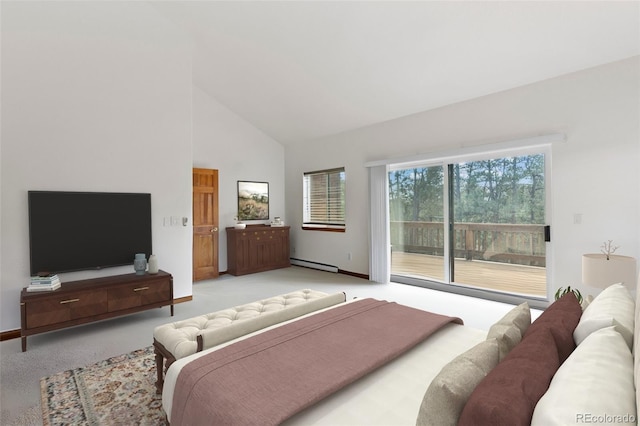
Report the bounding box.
[373,135,560,310]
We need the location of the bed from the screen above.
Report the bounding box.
[162,281,639,426]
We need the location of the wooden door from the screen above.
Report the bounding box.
[193,168,219,281]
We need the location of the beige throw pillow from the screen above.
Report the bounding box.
[496,302,531,335]
[486,322,521,360]
[416,338,500,426]
[486,302,530,360]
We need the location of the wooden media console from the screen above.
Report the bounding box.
[20,270,173,351]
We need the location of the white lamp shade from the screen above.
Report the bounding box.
[582,254,637,289]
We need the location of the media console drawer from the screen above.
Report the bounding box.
[108,278,172,312]
[20,270,173,352]
[24,289,108,329]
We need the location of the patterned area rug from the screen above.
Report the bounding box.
[40,346,166,425]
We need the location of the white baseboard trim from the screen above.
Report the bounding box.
[290,258,338,273]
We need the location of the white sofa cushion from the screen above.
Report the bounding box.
[532,326,635,426]
[573,283,635,349]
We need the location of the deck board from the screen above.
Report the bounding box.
[391,252,546,297]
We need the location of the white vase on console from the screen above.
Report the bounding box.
[148,254,159,274]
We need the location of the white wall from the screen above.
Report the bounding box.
[285,57,640,296]
[192,86,286,270]
[1,2,194,331]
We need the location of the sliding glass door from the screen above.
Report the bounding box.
[389,152,547,298]
[389,166,446,281]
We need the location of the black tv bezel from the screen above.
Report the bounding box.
[27,190,152,275]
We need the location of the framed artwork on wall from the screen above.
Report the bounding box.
[237,181,269,221]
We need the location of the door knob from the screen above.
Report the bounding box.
[212,227,218,232]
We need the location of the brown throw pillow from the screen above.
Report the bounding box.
[458,328,560,426]
[524,291,582,363]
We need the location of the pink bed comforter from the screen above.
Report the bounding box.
[170,298,462,426]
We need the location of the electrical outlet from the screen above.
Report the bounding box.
[348,252,352,261]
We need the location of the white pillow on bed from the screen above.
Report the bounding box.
[531,326,636,426]
[573,283,635,349]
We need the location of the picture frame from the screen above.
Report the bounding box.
[237,181,269,221]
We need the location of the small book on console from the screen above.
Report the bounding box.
[27,282,62,292]
[28,274,62,291]
[30,274,61,284]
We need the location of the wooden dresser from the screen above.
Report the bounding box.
[20,270,173,351]
[226,226,291,276]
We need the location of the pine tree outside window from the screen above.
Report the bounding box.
[303,167,346,231]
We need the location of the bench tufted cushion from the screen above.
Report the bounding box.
[154,289,346,361]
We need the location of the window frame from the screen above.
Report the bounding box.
[302,167,346,232]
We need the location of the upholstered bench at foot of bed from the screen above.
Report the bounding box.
[152,289,346,392]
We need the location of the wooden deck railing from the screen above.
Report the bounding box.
[390,221,546,267]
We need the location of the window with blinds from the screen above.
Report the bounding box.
[303,167,346,231]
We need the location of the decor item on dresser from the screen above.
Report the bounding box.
[237,181,269,221]
[233,216,246,229]
[148,254,159,274]
[226,225,290,275]
[134,253,147,275]
[582,240,637,289]
[270,216,284,227]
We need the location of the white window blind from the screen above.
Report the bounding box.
[303,167,345,229]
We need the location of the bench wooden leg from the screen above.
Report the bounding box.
[153,339,177,394]
[154,345,164,394]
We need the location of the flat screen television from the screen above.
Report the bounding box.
[28,191,152,275]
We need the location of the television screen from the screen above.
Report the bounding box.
[28,191,152,275]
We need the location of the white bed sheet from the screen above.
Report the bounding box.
[162,299,487,425]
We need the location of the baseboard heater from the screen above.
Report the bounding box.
[290,258,339,273]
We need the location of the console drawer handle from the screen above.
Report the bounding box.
[134,287,149,292]
[60,298,79,304]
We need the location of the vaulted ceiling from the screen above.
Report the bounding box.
[151,1,640,145]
